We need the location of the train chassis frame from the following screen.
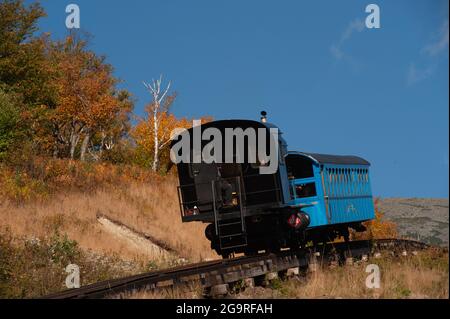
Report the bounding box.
[205,211,367,258]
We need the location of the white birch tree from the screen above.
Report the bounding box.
[143,75,173,172]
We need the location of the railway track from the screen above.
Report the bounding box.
[42,239,433,299]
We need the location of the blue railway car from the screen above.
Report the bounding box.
[286,152,375,229]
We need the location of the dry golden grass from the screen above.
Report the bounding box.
[279,250,448,299]
[118,282,205,299]
[120,250,448,299]
[0,173,217,265]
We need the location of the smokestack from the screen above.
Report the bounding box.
[260,111,267,123]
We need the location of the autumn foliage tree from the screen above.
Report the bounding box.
[350,198,398,240]
[0,1,58,159]
[133,110,191,173]
[0,88,22,160]
[48,35,133,161]
[1,1,134,163]
[87,90,134,163]
[0,0,55,108]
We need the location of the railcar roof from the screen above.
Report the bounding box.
[287,151,370,166]
[170,119,286,147]
[189,119,278,130]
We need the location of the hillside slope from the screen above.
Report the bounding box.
[379,198,449,246]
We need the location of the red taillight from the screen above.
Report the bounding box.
[287,212,310,229]
[288,214,302,228]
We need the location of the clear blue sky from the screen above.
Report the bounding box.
[34,0,448,198]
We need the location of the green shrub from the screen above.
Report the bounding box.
[48,232,80,264]
[0,228,128,298]
[0,89,22,161]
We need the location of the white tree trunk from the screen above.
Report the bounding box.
[80,131,91,161]
[143,76,172,173]
[152,106,159,171]
[70,131,80,159]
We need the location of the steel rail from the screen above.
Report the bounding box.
[41,239,435,299]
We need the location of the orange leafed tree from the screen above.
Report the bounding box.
[48,35,132,160]
[133,111,191,172]
[351,198,398,240]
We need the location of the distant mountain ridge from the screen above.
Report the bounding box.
[379,198,449,247]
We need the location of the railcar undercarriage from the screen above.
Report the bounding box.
[205,212,368,258]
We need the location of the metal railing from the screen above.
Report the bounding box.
[177,174,281,219]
